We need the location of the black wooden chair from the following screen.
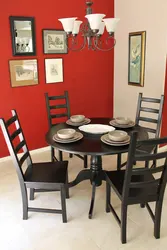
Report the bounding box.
[106,132,167,243]
[45,91,88,168]
[0,110,69,222]
[117,93,164,170]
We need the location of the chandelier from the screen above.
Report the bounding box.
[58,1,120,51]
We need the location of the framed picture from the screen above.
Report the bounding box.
[9,59,38,87]
[9,16,36,56]
[45,58,63,84]
[43,29,67,54]
[128,31,146,87]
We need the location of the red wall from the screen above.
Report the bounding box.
[161,59,167,137]
[0,0,114,157]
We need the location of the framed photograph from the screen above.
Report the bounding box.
[128,31,146,87]
[43,29,67,54]
[9,16,36,56]
[45,58,63,84]
[9,59,38,87]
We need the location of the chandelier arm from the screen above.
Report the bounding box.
[65,35,87,52]
[93,35,116,52]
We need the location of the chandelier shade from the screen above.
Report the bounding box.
[58,17,77,33]
[58,1,120,51]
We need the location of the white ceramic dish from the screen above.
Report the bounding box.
[70,115,85,123]
[101,134,130,146]
[109,120,135,128]
[57,128,76,139]
[66,118,91,126]
[115,117,131,125]
[108,130,128,142]
[53,132,83,143]
[79,124,115,134]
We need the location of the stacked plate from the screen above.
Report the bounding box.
[66,114,91,126]
[101,130,130,146]
[53,128,83,143]
[109,117,135,128]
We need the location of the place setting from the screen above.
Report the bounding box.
[101,130,130,146]
[53,128,83,143]
[109,116,135,128]
[66,114,91,126]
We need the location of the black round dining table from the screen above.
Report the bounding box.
[45,118,149,219]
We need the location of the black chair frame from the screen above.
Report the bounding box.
[0,110,68,222]
[117,93,164,170]
[106,132,167,243]
[45,91,88,168]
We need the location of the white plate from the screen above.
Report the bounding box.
[109,120,135,128]
[66,118,91,127]
[101,134,130,146]
[53,132,83,143]
[79,124,115,134]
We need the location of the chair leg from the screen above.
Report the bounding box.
[58,150,63,161]
[106,181,111,213]
[140,204,145,208]
[84,155,88,168]
[60,186,67,223]
[51,146,54,162]
[21,184,28,220]
[69,153,73,158]
[117,153,121,170]
[65,173,70,199]
[154,200,163,239]
[30,188,35,200]
[121,204,128,244]
[145,161,149,168]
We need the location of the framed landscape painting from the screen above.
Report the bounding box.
[9,59,38,87]
[128,31,146,87]
[43,29,67,54]
[45,58,63,84]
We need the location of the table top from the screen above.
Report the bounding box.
[45,118,149,156]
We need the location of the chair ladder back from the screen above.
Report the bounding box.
[135,93,164,137]
[0,110,32,180]
[122,133,167,204]
[45,91,71,128]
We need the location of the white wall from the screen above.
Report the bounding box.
[114,0,167,120]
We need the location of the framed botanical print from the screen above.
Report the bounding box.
[9,59,38,87]
[128,31,146,87]
[43,29,67,54]
[45,58,63,84]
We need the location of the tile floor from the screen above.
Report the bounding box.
[0,150,167,250]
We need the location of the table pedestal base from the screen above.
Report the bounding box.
[68,155,106,219]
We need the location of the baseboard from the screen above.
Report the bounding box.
[0,146,50,163]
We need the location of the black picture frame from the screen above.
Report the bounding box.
[9,16,36,56]
[42,29,68,54]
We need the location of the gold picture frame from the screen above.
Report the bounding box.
[128,31,146,87]
[9,59,38,87]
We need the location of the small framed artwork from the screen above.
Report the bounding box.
[9,16,36,56]
[128,31,146,87]
[43,29,67,54]
[9,59,38,87]
[45,58,63,84]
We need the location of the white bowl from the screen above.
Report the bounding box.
[57,129,76,139]
[115,117,130,125]
[108,130,128,142]
[70,115,85,123]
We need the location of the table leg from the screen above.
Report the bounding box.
[88,155,105,219]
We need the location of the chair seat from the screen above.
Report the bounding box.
[106,169,157,204]
[24,161,68,184]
